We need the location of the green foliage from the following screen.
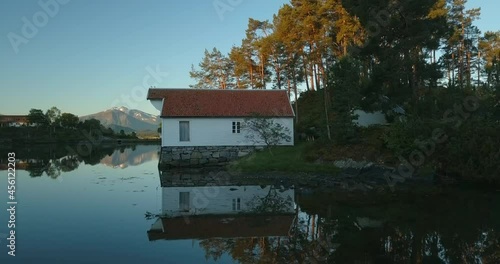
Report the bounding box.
[295,90,325,138]
[45,106,61,125]
[329,57,362,144]
[190,47,234,89]
[383,89,500,183]
[28,108,49,127]
[441,117,500,182]
[229,143,340,173]
[383,118,436,157]
[59,113,79,129]
[479,31,500,91]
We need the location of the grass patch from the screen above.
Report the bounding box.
[303,126,397,166]
[228,143,340,174]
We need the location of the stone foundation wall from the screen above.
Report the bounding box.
[159,146,260,168]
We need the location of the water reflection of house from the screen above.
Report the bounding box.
[148,171,296,241]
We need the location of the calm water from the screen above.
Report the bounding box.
[0,144,499,263]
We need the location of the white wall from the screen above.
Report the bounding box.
[150,99,163,112]
[161,185,295,217]
[353,110,387,127]
[161,117,294,147]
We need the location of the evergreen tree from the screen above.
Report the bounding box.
[444,0,481,89]
[479,31,500,91]
[190,47,234,89]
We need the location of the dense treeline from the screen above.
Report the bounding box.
[191,0,499,94]
[191,0,500,183]
[1,107,137,143]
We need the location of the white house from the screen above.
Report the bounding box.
[353,110,388,127]
[147,88,295,167]
[148,179,296,240]
[159,185,295,217]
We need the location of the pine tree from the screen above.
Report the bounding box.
[190,47,234,89]
[445,0,481,89]
[479,31,500,91]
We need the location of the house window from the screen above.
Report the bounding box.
[232,198,241,211]
[179,192,190,212]
[232,122,241,134]
[179,121,190,141]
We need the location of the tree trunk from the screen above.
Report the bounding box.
[314,64,320,90]
[452,52,456,88]
[293,72,299,123]
[303,54,310,91]
[322,61,331,141]
[250,64,254,89]
[261,54,265,89]
[276,60,282,90]
[309,62,315,91]
[460,21,465,89]
[477,51,481,89]
[287,79,291,98]
[324,84,331,141]
[467,51,471,88]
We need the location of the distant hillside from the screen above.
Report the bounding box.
[80,107,160,132]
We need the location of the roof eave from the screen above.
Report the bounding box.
[160,115,295,119]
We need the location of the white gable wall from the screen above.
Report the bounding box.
[161,185,295,217]
[150,99,163,112]
[353,110,387,127]
[161,117,294,147]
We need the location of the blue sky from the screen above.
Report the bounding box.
[0,0,498,116]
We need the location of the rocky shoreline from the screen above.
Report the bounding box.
[159,159,434,193]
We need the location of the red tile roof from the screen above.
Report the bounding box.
[147,214,295,241]
[147,89,294,118]
[0,115,29,123]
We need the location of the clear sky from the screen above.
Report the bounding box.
[0,0,498,116]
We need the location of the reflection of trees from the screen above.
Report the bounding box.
[4,144,147,179]
[26,156,81,179]
[199,190,500,263]
[200,237,286,263]
[44,155,82,179]
[246,186,294,214]
[59,155,80,172]
[299,190,500,263]
[45,160,61,179]
[27,161,49,177]
[80,147,115,165]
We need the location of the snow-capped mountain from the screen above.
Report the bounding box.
[80,107,160,132]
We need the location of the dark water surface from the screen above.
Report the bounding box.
[0,144,499,263]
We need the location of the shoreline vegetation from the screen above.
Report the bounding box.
[1,106,160,146]
[228,143,341,174]
[229,119,500,188]
[0,126,160,145]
